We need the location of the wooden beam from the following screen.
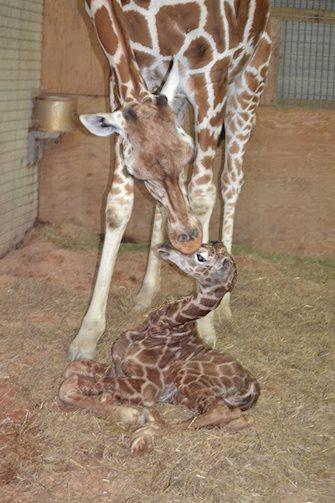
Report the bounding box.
[261,17,281,106]
[271,8,335,24]
[276,98,335,110]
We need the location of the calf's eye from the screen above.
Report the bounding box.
[196,252,207,263]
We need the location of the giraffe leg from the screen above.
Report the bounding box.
[58,374,146,428]
[63,359,115,380]
[59,366,161,421]
[68,140,134,360]
[186,73,227,347]
[135,97,189,311]
[188,145,217,347]
[130,399,252,455]
[219,33,271,319]
[134,205,165,310]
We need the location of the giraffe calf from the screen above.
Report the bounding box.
[59,241,259,454]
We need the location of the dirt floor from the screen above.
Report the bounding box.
[0,223,334,503]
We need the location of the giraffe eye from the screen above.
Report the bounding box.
[196,252,207,263]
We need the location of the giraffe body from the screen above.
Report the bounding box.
[69,0,271,359]
[60,241,260,453]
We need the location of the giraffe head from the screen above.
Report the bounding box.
[80,94,202,254]
[158,241,237,292]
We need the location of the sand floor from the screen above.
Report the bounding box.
[0,223,334,502]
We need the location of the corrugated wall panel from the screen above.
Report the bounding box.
[0,0,44,255]
[272,3,335,106]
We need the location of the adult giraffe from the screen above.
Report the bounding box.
[69,0,271,360]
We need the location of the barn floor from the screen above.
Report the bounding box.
[0,223,334,503]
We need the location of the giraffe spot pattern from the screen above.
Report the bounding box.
[156,4,201,56]
[65,3,271,432]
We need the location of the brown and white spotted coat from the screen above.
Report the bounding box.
[60,241,260,454]
[69,0,271,360]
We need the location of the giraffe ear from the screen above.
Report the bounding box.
[79,112,124,137]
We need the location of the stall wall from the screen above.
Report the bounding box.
[0,0,44,255]
[39,1,335,257]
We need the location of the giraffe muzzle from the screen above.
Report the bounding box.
[156,242,173,260]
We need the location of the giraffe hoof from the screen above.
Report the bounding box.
[130,428,155,456]
[218,295,233,321]
[225,415,254,431]
[68,341,96,361]
[134,293,152,313]
[134,290,154,312]
[220,305,232,320]
[196,312,217,348]
[116,407,147,428]
[201,333,216,348]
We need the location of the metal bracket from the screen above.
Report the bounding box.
[27,130,62,166]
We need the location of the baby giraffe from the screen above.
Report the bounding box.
[59,242,259,454]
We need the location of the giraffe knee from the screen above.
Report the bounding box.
[105,199,133,229]
[189,183,216,219]
[63,360,88,379]
[58,374,80,407]
[221,177,243,205]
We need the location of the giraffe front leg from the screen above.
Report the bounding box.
[187,130,221,347]
[68,142,134,360]
[188,167,217,347]
[134,205,165,311]
[63,359,115,380]
[130,407,166,455]
[185,69,229,346]
[220,141,244,320]
[58,374,145,428]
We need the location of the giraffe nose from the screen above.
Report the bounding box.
[168,220,202,254]
[177,233,189,243]
[177,228,199,244]
[189,228,199,239]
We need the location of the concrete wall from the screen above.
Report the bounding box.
[0,0,44,255]
[39,0,335,258]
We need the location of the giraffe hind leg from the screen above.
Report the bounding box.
[134,205,165,311]
[130,375,255,455]
[130,402,253,456]
[219,34,271,320]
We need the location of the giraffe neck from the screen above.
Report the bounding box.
[146,282,227,333]
[170,283,227,326]
[90,0,150,102]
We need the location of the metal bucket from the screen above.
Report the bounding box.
[34,95,77,133]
